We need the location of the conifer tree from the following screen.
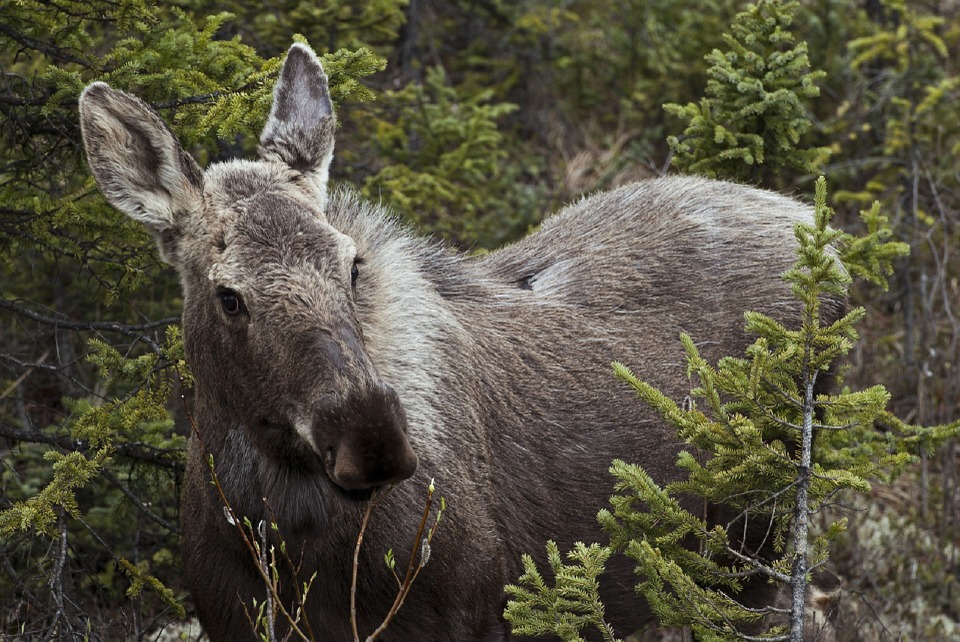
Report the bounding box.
[503,178,955,641]
[0,2,389,636]
[664,0,829,185]
[359,66,533,247]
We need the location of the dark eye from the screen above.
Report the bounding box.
[216,288,243,316]
[351,257,362,286]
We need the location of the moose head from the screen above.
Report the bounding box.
[79,44,418,493]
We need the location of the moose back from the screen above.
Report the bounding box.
[79,43,840,641]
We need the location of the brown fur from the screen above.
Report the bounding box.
[79,44,844,641]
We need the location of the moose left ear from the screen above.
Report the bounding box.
[79,82,203,266]
[259,43,336,208]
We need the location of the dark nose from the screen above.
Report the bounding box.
[320,383,418,490]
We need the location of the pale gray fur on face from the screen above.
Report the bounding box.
[324,189,471,453]
[79,42,846,642]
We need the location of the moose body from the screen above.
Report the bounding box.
[80,44,840,641]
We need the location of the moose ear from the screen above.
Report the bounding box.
[259,43,336,208]
[79,82,203,264]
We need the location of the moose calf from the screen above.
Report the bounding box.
[79,43,842,641]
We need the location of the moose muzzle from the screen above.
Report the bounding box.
[316,383,418,491]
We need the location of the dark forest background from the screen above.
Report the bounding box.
[1,0,958,639]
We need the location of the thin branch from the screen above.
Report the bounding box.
[351,491,380,642]
[0,298,178,352]
[0,349,50,399]
[43,508,77,642]
[261,498,317,641]
[677,583,789,642]
[256,520,276,642]
[151,77,265,110]
[152,91,229,109]
[0,23,93,67]
[722,545,792,584]
[0,353,100,399]
[363,483,443,642]
[100,469,180,535]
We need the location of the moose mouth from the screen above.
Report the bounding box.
[248,417,381,502]
[320,435,418,494]
[330,481,378,503]
[322,446,379,502]
[249,384,418,497]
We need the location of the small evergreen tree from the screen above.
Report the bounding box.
[664,0,829,186]
[503,178,955,641]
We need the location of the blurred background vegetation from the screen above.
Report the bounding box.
[0,0,957,639]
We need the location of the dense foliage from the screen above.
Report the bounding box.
[2,0,958,639]
[665,0,830,184]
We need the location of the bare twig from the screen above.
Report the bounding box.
[0,22,93,66]
[257,520,277,642]
[0,348,50,399]
[100,468,180,535]
[351,491,380,642]
[262,498,317,641]
[43,508,77,642]
[360,480,444,642]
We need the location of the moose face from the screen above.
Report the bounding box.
[185,163,417,492]
[79,44,418,492]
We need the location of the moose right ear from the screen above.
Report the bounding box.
[79,82,203,264]
[259,43,336,210]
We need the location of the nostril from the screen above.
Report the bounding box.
[325,447,334,468]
